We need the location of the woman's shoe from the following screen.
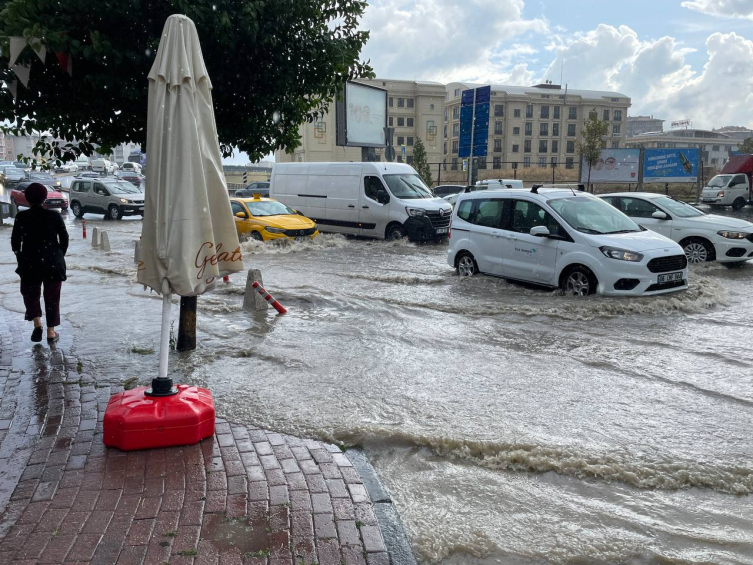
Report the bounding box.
[47,332,59,344]
[31,327,43,342]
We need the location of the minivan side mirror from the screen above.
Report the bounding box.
[530,226,550,237]
[376,189,390,205]
[651,210,668,220]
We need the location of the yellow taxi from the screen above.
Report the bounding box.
[230,196,319,242]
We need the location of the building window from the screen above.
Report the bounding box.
[711,157,718,165]
[538,156,547,168]
[444,125,448,138]
[494,138,502,152]
[494,104,504,117]
[453,123,459,136]
[513,126,520,135]
[566,140,575,153]
[525,122,532,136]
[540,123,549,136]
[524,140,531,153]
[512,144,520,153]
[523,157,531,167]
[454,88,460,97]
[452,107,459,119]
[398,98,405,108]
[397,136,404,145]
[611,141,620,149]
[540,106,549,119]
[407,98,414,108]
[603,109,610,121]
[494,121,503,135]
[452,140,459,153]
[407,136,414,146]
[444,142,447,154]
[389,97,393,108]
[514,108,521,118]
[566,157,574,169]
[553,106,560,120]
[493,157,501,169]
[398,117,405,127]
[712,145,720,152]
[388,117,393,126]
[539,140,548,153]
[407,155,413,165]
[444,108,448,121]
[526,104,533,118]
[553,123,559,137]
[478,157,487,170]
[551,157,558,166]
[567,124,576,137]
[552,140,558,153]
[430,104,434,110]
[614,109,622,121]
[568,107,577,120]
[613,124,621,136]
[725,145,732,151]
[452,157,458,170]
[407,118,414,127]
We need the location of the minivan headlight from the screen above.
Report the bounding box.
[120,198,129,203]
[264,226,286,234]
[600,246,644,262]
[405,207,426,216]
[717,230,748,239]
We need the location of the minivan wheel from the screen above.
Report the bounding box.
[561,266,597,296]
[109,205,123,220]
[386,224,406,241]
[456,252,478,276]
[681,237,714,263]
[732,197,746,210]
[71,201,84,218]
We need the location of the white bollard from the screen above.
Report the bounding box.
[91,227,99,248]
[100,230,111,252]
[243,269,268,311]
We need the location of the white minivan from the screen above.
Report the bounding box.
[270,162,453,241]
[91,159,114,175]
[448,188,689,296]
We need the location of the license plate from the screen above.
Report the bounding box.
[701,198,715,202]
[295,237,307,242]
[658,272,683,283]
[436,227,449,234]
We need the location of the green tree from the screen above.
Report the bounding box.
[739,137,753,154]
[577,112,609,192]
[0,0,372,166]
[412,137,432,187]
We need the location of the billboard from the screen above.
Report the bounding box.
[643,148,699,183]
[335,82,387,147]
[579,149,640,183]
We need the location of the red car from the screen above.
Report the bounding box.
[11,181,69,211]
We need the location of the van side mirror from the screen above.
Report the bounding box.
[376,189,390,204]
[651,211,668,220]
[530,226,550,237]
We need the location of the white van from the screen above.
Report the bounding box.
[270,162,453,240]
[91,159,114,175]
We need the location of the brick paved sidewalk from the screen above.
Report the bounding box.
[0,309,390,565]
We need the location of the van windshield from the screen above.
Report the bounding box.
[383,174,433,200]
[707,175,731,188]
[548,196,641,234]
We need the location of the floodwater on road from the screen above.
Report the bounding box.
[1,206,752,564]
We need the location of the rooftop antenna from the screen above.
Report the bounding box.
[560,59,564,86]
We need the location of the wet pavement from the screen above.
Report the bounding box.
[1,204,753,563]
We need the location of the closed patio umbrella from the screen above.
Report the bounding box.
[139,14,244,396]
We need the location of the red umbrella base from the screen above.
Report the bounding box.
[103,385,215,451]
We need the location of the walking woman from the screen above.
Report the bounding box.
[10,182,69,343]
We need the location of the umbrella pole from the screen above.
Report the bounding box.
[146,292,178,397]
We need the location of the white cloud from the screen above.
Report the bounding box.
[681,0,753,19]
[361,0,547,81]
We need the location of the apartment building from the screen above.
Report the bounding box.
[626,129,739,168]
[443,82,631,172]
[275,79,445,165]
[626,115,664,137]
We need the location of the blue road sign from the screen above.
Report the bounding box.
[458,86,491,158]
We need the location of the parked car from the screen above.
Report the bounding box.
[69,178,144,219]
[13,161,30,172]
[444,180,526,207]
[55,162,79,173]
[11,181,69,211]
[448,187,689,296]
[120,162,142,174]
[76,172,102,179]
[115,170,145,187]
[600,192,753,266]
[432,184,466,198]
[234,181,270,198]
[74,157,91,171]
[26,171,60,184]
[271,162,452,241]
[700,155,752,209]
[1,166,27,187]
[230,196,318,242]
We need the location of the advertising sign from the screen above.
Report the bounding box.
[643,148,699,183]
[336,82,387,147]
[579,149,640,183]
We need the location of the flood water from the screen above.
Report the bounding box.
[1,204,752,564]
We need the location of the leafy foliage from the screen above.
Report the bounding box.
[412,137,432,186]
[576,112,609,189]
[738,137,753,154]
[0,0,373,165]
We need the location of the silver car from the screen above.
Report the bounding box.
[69,178,144,220]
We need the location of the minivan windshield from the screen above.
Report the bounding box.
[383,174,433,200]
[548,196,642,234]
[653,196,704,218]
[707,175,731,188]
[247,200,295,216]
[105,181,141,194]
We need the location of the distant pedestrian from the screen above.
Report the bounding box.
[10,182,69,343]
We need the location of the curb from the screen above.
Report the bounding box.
[346,448,417,565]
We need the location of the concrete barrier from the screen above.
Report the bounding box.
[100,230,111,252]
[243,269,268,312]
[91,227,99,248]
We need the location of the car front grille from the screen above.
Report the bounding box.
[283,228,316,237]
[647,255,688,273]
[425,210,451,229]
[646,279,686,292]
